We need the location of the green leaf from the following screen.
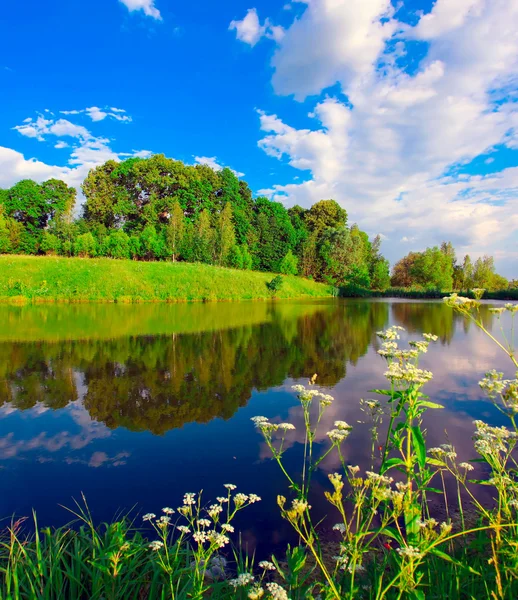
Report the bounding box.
[370,389,395,396]
[378,526,403,544]
[426,458,446,467]
[382,457,405,471]
[418,401,444,410]
[430,548,481,575]
[422,487,443,494]
[411,425,427,469]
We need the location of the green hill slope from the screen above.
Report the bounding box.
[0,255,332,303]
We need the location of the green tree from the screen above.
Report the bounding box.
[305,199,347,233]
[104,230,131,260]
[192,210,214,264]
[279,249,298,275]
[74,233,97,258]
[166,199,186,262]
[40,232,61,255]
[215,202,236,266]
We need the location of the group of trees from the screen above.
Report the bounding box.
[0,154,511,292]
[0,155,390,288]
[391,242,510,292]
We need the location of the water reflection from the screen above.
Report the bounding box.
[0,299,513,551]
[0,301,389,433]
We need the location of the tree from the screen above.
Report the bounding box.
[166,199,185,262]
[192,210,214,264]
[461,255,474,290]
[391,253,419,287]
[104,230,131,260]
[279,250,298,275]
[305,200,347,233]
[40,232,61,255]
[371,258,390,290]
[215,203,236,266]
[4,179,75,232]
[74,233,97,258]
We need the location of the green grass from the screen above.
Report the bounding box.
[0,255,332,303]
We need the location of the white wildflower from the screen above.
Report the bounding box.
[459,462,474,471]
[333,523,346,533]
[327,429,350,443]
[183,493,196,505]
[221,523,234,532]
[224,484,237,490]
[148,540,164,551]
[396,546,424,559]
[423,333,438,342]
[177,525,190,534]
[162,507,175,515]
[278,423,295,431]
[197,519,211,528]
[248,494,261,503]
[265,582,289,600]
[230,573,254,587]
[258,560,276,571]
[142,513,156,521]
[334,420,352,431]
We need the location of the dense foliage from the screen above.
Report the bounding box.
[391,241,509,291]
[0,155,389,289]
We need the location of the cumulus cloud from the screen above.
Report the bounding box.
[194,155,245,178]
[4,109,151,195]
[238,0,518,275]
[229,8,284,47]
[118,0,161,20]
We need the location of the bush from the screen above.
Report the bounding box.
[74,233,97,258]
[279,250,298,275]
[40,232,61,255]
[266,275,283,297]
[104,230,131,260]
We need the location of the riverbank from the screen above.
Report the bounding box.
[339,284,518,300]
[0,256,332,303]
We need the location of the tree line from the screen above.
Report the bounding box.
[0,154,390,288]
[0,153,512,291]
[391,242,512,292]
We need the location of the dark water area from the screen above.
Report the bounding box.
[0,299,515,555]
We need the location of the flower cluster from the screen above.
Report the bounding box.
[384,362,433,387]
[473,420,517,456]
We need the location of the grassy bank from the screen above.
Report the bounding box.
[0,256,332,303]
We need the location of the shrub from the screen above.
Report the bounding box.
[279,249,298,275]
[104,230,131,260]
[74,233,97,258]
[40,232,61,255]
[266,275,283,297]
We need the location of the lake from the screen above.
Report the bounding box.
[0,299,514,556]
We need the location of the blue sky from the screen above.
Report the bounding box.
[1,0,517,275]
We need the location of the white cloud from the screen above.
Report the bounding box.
[194,155,245,178]
[229,8,284,47]
[271,0,399,99]
[246,0,518,276]
[119,0,161,19]
[4,109,151,201]
[60,106,132,123]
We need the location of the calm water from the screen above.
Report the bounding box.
[0,299,515,554]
